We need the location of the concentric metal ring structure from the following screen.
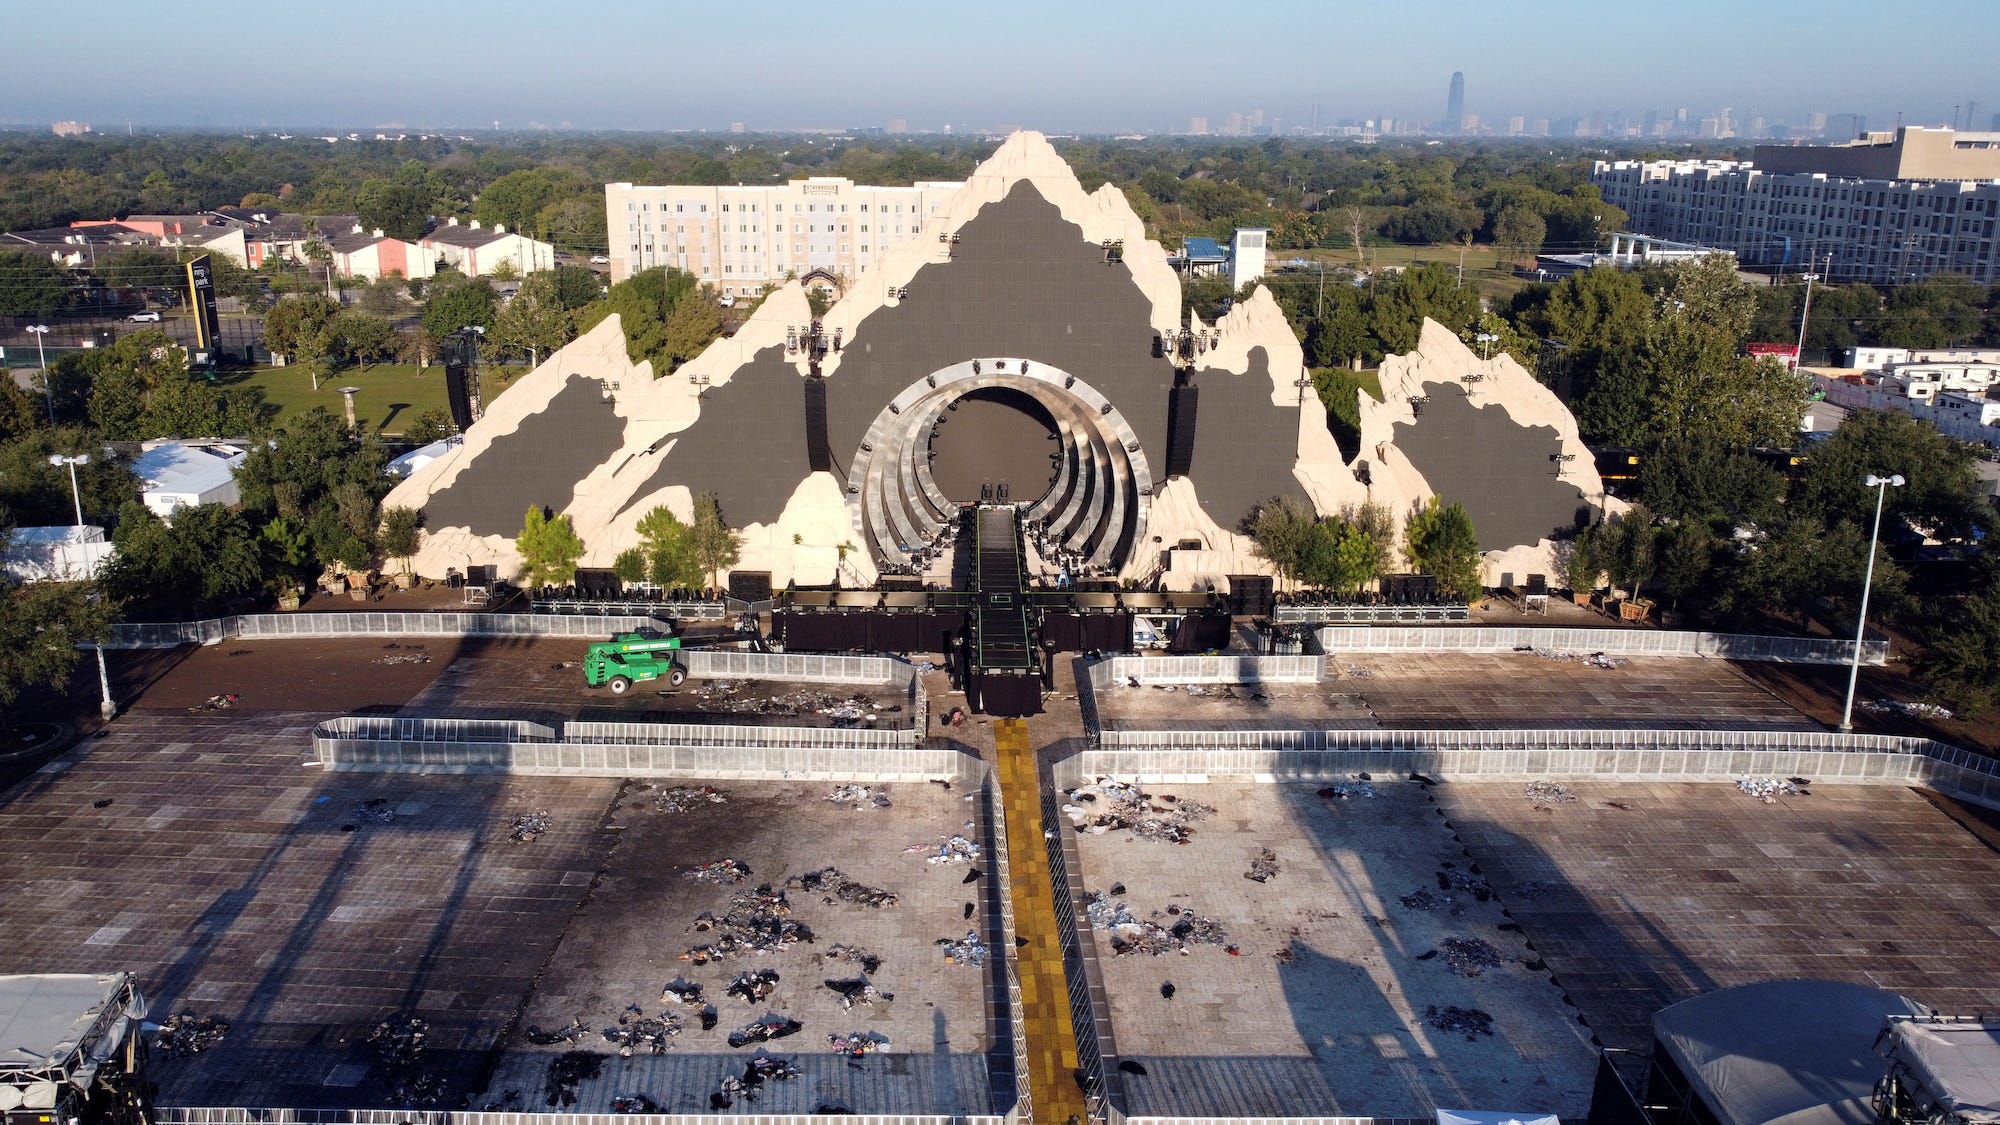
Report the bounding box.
[844,358,1154,574]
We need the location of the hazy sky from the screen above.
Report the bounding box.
[8,0,1995,132]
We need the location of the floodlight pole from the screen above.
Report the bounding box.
[48,451,114,720]
[1839,473,1904,734]
[27,325,51,423]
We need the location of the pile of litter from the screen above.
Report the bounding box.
[1737,776,1808,803]
[829,1031,890,1057]
[1317,780,1376,800]
[1435,936,1503,977]
[1861,699,1955,721]
[711,1055,803,1108]
[654,786,728,813]
[685,858,754,884]
[823,976,892,1009]
[509,811,552,843]
[351,797,396,824]
[541,1051,602,1108]
[1061,779,1216,844]
[374,651,432,665]
[522,1017,588,1046]
[601,1006,680,1056]
[367,1013,431,1068]
[905,835,982,864]
[1435,864,1492,900]
[1245,848,1281,883]
[727,1016,804,1049]
[684,884,814,963]
[187,693,239,712]
[790,867,898,908]
[726,969,781,1004]
[1523,780,1576,805]
[939,931,989,966]
[611,1094,661,1114]
[1425,1004,1496,1039]
[1399,890,1447,912]
[1343,663,1377,679]
[1524,647,1624,669]
[691,683,897,726]
[154,1012,229,1058]
[819,944,885,975]
[824,784,893,809]
[1084,892,1228,956]
[660,979,705,1007]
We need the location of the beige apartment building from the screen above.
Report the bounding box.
[604,176,967,293]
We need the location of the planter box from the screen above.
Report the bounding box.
[278,594,302,611]
[1618,598,1653,622]
[393,573,413,590]
[1571,592,1592,607]
[349,586,370,602]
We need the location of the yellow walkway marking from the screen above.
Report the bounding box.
[994,717,1088,1125]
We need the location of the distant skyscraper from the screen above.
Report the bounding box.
[1507,115,1525,136]
[886,118,908,134]
[1444,71,1465,134]
[1224,112,1244,135]
[1966,101,1982,131]
[1189,116,1208,135]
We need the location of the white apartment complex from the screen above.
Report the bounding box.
[605,176,966,293]
[1592,128,2000,284]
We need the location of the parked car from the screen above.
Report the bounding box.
[718,294,737,308]
[126,311,161,322]
[589,255,610,264]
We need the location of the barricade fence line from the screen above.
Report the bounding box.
[152,1110,1007,1125]
[313,736,982,784]
[1312,626,1887,665]
[1084,655,1323,688]
[103,613,667,648]
[1274,604,1470,624]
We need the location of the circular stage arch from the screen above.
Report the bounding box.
[845,358,1154,574]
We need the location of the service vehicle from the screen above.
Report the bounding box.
[582,631,693,693]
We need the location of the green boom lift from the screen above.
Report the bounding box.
[582,631,692,694]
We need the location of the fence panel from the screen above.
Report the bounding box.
[1314,626,1885,665]
[1086,654,1322,688]
[153,1109,1004,1125]
[102,613,667,648]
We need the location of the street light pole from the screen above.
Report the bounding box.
[1839,473,1904,733]
[1793,269,1819,366]
[47,452,115,721]
[27,324,51,423]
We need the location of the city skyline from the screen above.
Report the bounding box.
[4,0,1994,135]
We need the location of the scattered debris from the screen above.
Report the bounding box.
[683,884,813,963]
[1523,780,1576,805]
[1525,647,1624,669]
[1426,1004,1496,1039]
[611,1094,661,1113]
[1437,937,1503,977]
[726,1016,804,1049]
[541,1051,602,1107]
[1862,699,1955,721]
[522,1018,588,1046]
[1317,780,1375,800]
[1399,890,1447,912]
[93,798,114,809]
[654,786,728,813]
[685,858,753,884]
[939,931,989,966]
[1737,776,1805,803]
[690,683,897,725]
[187,693,239,713]
[601,1007,681,1056]
[726,969,781,1004]
[351,797,396,824]
[744,1054,802,1082]
[154,1012,229,1058]
[824,784,893,809]
[1343,663,1377,679]
[905,835,982,864]
[828,1031,889,1057]
[509,811,552,843]
[1245,848,1281,883]
[660,979,706,1007]
[823,976,892,1009]
[790,867,898,908]
[367,1013,430,1069]
[1061,779,1216,844]
[1085,892,1228,955]
[1159,981,1176,999]
[819,944,884,975]
[373,651,432,665]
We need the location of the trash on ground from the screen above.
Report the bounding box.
[824,784,892,810]
[1316,780,1376,800]
[823,976,892,1009]
[829,1031,890,1057]
[654,785,728,813]
[790,867,898,908]
[1737,776,1804,803]
[685,858,753,884]
[374,651,432,665]
[542,1050,602,1108]
[367,1013,430,1068]
[522,1017,587,1046]
[1245,847,1281,882]
[611,1094,661,1113]
[727,969,781,1004]
[1438,936,1503,977]
[1062,778,1216,844]
[1523,780,1576,805]
[1085,892,1228,955]
[939,931,989,966]
[1861,699,1955,721]
[187,693,239,712]
[726,1016,804,1049]
[660,979,705,1006]
[905,834,982,864]
[154,1012,229,1058]
[351,797,396,824]
[818,943,884,974]
[1426,1004,1496,1039]
[683,884,813,962]
[509,811,551,843]
[601,1006,680,1056]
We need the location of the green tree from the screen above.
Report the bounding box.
[1596,505,1659,600]
[99,247,181,294]
[403,407,455,444]
[516,505,584,588]
[0,428,136,527]
[263,293,342,362]
[690,492,741,593]
[1490,205,1547,266]
[0,249,72,316]
[1915,575,2000,717]
[548,263,604,310]
[575,266,707,372]
[1248,496,1316,585]
[474,168,576,234]
[660,291,724,369]
[102,501,263,617]
[1656,520,1718,608]
[636,504,701,590]
[355,160,440,241]
[421,272,498,338]
[1404,496,1482,600]
[1638,433,1784,532]
[235,407,390,568]
[0,580,114,720]
[492,272,576,367]
[536,196,608,252]
[1791,409,1990,542]
[612,547,647,586]
[1367,262,1479,353]
[380,506,422,577]
[1528,265,1651,353]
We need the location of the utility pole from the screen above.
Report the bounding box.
[1794,266,1820,365]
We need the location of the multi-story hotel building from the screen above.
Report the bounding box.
[1591,127,2000,283]
[604,176,967,293]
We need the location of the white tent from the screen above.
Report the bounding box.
[1438,1109,1560,1125]
[1878,1018,2000,1125]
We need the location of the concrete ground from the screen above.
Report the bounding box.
[1065,780,1598,1120]
[1096,653,1814,731]
[1435,780,2000,1075]
[477,778,997,1115]
[0,713,994,1114]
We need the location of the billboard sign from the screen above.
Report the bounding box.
[184,255,220,355]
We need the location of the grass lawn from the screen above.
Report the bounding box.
[218,363,527,436]
[1276,242,1533,304]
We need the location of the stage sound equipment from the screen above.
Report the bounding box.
[1164,383,1199,477]
[444,362,475,433]
[804,378,834,472]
